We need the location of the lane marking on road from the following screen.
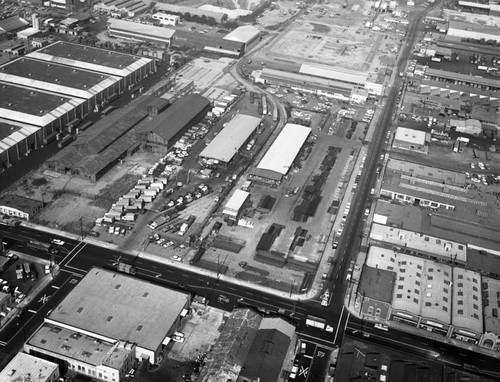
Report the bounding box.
[51,285,60,290]
[28,309,37,314]
[60,242,88,267]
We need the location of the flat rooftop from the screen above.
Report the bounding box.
[358,265,396,303]
[366,246,452,324]
[482,276,500,336]
[0,82,84,126]
[386,158,466,187]
[0,119,38,141]
[0,352,58,382]
[0,57,119,98]
[28,41,153,77]
[47,267,190,352]
[452,268,483,333]
[27,323,131,369]
[369,223,467,262]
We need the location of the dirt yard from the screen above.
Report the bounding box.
[7,152,159,234]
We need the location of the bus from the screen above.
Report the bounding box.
[101,105,116,117]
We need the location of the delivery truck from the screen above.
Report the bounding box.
[116,262,136,275]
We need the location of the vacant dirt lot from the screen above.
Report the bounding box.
[7,152,159,234]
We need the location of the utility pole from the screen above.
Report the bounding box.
[79,217,84,240]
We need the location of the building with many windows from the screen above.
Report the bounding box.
[25,267,191,374]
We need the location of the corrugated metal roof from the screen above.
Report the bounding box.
[108,18,175,39]
[137,94,210,143]
[199,113,260,162]
[299,63,367,85]
[256,123,311,178]
[425,67,500,88]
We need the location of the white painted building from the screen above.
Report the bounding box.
[152,13,180,26]
[0,353,59,382]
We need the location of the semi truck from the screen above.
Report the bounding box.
[27,240,52,252]
[305,315,334,332]
[116,262,136,275]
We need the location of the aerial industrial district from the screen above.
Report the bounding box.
[1,0,500,380]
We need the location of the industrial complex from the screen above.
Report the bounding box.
[2,0,500,381]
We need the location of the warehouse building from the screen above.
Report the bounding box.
[199,309,295,382]
[222,189,250,222]
[392,127,430,154]
[257,68,354,99]
[250,123,311,185]
[136,93,210,152]
[447,20,500,42]
[419,79,500,107]
[45,95,154,181]
[0,194,43,220]
[0,353,59,382]
[425,67,500,91]
[172,30,245,57]
[94,0,150,17]
[0,16,30,39]
[199,113,261,165]
[299,63,368,87]
[223,25,261,51]
[26,325,136,382]
[107,18,175,45]
[154,3,228,24]
[27,41,155,93]
[0,83,86,169]
[359,246,484,344]
[27,267,191,369]
[0,57,121,113]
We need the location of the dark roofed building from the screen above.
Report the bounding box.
[172,30,245,57]
[45,95,154,181]
[0,194,43,220]
[357,265,395,320]
[0,16,30,35]
[136,94,210,152]
[239,318,295,382]
[199,309,295,382]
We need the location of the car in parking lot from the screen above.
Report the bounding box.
[478,162,485,170]
[172,255,183,262]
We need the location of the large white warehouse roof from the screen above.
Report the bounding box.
[223,189,250,217]
[199,113,261,163]
[299,63,367,86]
[255,123,311,180]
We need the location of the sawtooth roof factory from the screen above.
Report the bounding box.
[25,267,191,378]
[46,93,210,181]
[0,42,154,173]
